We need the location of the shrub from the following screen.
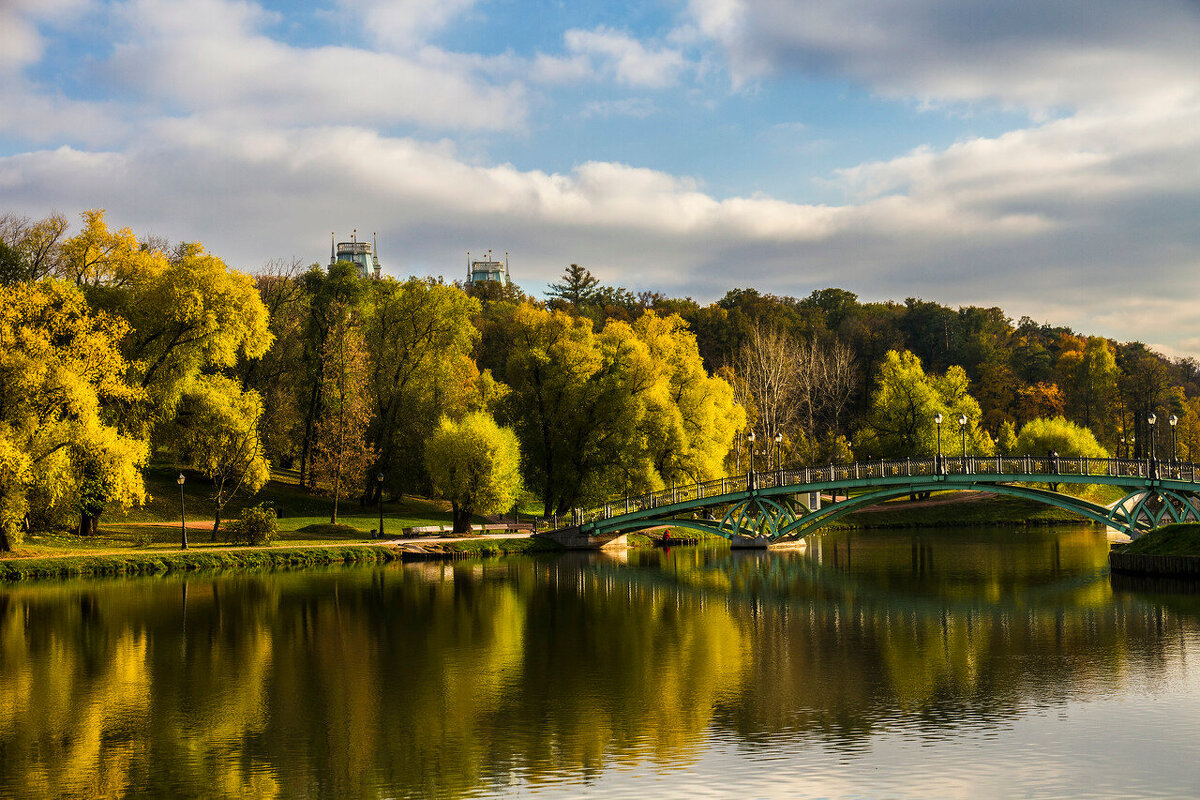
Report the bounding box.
[226,504,278,546]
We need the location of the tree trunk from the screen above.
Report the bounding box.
[79,513,99,537]
[0,526,11,552]
[452,502,472,534]
[211,505,222,541]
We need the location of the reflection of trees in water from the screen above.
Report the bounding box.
[0,548,1196,798]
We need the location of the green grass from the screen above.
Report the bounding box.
[109,465,467,530]
[1120,523,1200,556]
[436,537,561,557]
[840,491,1101,528]
[624,528,726,548]
[0,545,399,582]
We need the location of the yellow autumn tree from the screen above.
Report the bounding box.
[0,280,148,549]
[172,375,270,538]
[425,413,522,533]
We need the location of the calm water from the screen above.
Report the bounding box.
[3,527,1200,798]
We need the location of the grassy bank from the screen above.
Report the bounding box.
[405,537,562,559]
[0,545,400,582]
[624,529,726,548]
[839,490,1112,529]
[1119,523,1200,556]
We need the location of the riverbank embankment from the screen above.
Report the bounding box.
[1111,523,1200,578]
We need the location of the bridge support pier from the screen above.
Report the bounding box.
[539,527,629,550]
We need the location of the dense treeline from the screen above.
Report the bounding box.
[1,209,1197,548]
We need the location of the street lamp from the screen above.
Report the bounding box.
[1170,414,1179,464]
[377,473,385,539]
[774,432,783,472]
[958,413,968,472]
[177,473,187,550]
[747,430,756,476]
[1148,413,1157,462]
[1120,436,1126,460]
[934,413,944,474]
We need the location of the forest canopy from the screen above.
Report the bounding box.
[1,209,1197,548]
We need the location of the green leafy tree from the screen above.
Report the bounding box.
[298,261,367,484]
[362,277,481,498]
[1013,417,1108,459]
[173,375,270,537]
[859,350,992,459]
[0,280,148,549]
[309,306,376,523]
[425,412,522,533]
[996,420,1018,455]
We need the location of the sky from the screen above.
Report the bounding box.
[2,0,1199,357]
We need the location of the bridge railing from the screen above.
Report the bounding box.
[570,457,1199,526]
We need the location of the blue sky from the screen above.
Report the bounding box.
[3,0,1200,356]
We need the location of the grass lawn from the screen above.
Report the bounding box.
[5,465,539,561]
[840,489,1113,528]
[1120,523,1200,556]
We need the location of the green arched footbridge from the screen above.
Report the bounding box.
[547,456,1200,548]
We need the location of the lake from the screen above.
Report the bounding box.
[3,526,1200,798]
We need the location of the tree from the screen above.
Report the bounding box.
[239,259,310,467]
[736,323,799,448]
[859,350,991,459]
[362,277,481,498]
[0,281,148,549]
[996,420,1018,455]
[0,211,68,284]
[297,261,366,484]
[502,305,741,513]
[173,376,270,537]
[1013,417,1108,463]
[546,263,600,308]
[1016,381,1066,423]
[63,215,273,439]
[425,413,522,533]
[309,307,375,523]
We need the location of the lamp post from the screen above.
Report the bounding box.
[958,413,968,473]
[1148,413,1157,478]
[1170,414,1179,465]
[177,473,187,550]
[934,413,944,474]
[1148,413,1157,460]
[774,432,783,472]
[747,430,756,487]
[377,473,385,539]
[1120,436,1126,460]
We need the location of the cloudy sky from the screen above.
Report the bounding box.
[2,0,1199,355]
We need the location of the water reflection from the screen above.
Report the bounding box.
[1,527,1198,798]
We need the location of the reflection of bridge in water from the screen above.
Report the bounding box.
[582,541,1111,617]
[544,457,1200,549]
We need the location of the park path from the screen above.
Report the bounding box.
[852,491,998,512]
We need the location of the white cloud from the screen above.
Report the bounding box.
[687,0,1200,110]
[564,26,687,89]
[105,0,525,131]
[580,98,658,119]
[5,103,1199,356]
[0,0,90,72]
[336,0,480,48]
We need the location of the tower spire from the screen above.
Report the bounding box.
[330,232,335,264]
